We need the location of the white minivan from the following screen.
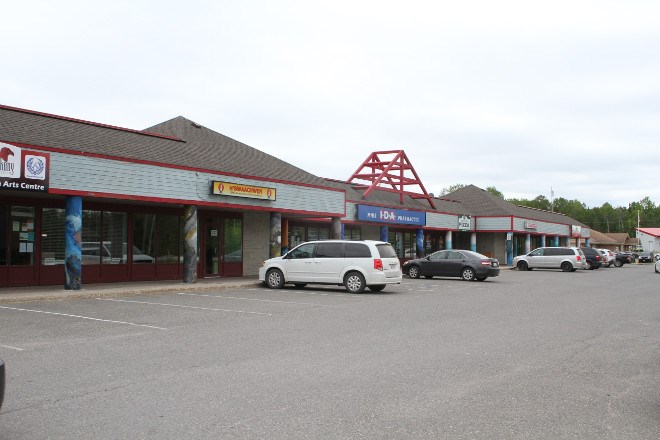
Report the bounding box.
[513,247,587,272]
[259,240,402,293]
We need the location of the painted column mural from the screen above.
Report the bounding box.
[183,205,198,283]
[64,195,82,290]
[270,212,281,258]
[281,218,289,255]
[470,232,477,252]
[554,236,560,247]
[445,231,452,250]
[541,235,546,247]
[416,228,424,258]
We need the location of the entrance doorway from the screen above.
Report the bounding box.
[203,216,243,278]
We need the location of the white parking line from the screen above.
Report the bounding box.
[0,344,24,351]
[177,292,330,306]
[249,289,373,298]
[98,298,272,316]
[0,305,167,330]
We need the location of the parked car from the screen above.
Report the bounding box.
[580,247,603,269]
[638,252,653,263]
[655,258,660,273]
[0,359,4,411]
[402,249,500,281]
[259,240,402,293]
[513,247,587,272]
[598,249,617,267]
[614,252,633,267]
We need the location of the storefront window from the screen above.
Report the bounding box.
[224,218,242,262]
[308,226,329,241]
[102,211,128,264]
[81,210,101,265]
[42,208,66,265]
[345,227,361,241]
[0,206,7,265]
[133,213,156,264]
[156,215,180,263]
[289,226,306,248]
[9,206,35,266]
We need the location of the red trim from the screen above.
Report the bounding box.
[4,140,346,194]
[0,104,183,141]
[636,228,660,238]
[49,188,343,217]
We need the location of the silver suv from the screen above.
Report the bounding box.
[259,240,402,293]
[513,247,587,272]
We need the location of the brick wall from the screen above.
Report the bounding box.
[243,211,271,276]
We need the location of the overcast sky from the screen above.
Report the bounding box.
[2,1,659,208]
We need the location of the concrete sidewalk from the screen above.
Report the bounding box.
[0,277,262,304]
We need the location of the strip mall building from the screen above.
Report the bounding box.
[0,104,590,288]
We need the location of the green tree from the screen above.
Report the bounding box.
[486,186,504,198]
[440,183,466,196]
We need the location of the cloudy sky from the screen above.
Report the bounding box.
[2,0,659,208]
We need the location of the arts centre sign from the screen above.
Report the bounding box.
[0,142,50,193]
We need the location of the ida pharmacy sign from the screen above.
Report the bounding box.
[0,142,50,192]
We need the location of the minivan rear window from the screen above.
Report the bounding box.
[345,243,371,258]
[376,243,397,258]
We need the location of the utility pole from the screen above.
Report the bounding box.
[550,187,554,212]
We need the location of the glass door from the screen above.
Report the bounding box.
[205,223,221,276]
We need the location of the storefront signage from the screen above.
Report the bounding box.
[0,142,49,192]
[357,205,425,226]
[458,215,472,231]
[211,180,276,200]
[572,225,582,237]
[524,221,538,230]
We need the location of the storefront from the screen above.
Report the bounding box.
[0,105,345,288]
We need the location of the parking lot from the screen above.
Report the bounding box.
[1,265,659,439]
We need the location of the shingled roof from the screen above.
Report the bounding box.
[441,184,587,226]
[0,105,332,187]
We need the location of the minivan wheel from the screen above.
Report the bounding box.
[561,262,573,272]
[517,261,528,271]
[407,265,421,279]
[344,271,366,293]
[266,269,285,289]
[461,267,475,281]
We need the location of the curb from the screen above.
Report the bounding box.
[0,281,263,305]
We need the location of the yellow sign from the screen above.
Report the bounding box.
[212,181,276,200]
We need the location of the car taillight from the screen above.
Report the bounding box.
[596,255,601,261]
[577,256,582,261]
[373,259,383,270]
[481,260,492,265]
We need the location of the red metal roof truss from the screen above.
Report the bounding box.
[347,150,435,209]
